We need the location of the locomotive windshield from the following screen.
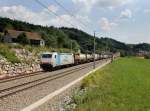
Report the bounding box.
[42,54,52,58]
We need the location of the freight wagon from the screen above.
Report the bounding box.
[74,53,86,64]
[86,54,93,61]
[94,54,100,60]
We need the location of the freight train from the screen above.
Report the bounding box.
[40,52,114,71]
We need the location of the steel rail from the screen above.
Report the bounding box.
[0,60,105,99]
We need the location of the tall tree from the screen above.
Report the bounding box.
[0,33,3,42]
[17,32,29,45]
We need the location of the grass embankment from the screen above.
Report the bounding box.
[0,43,73,63]
[0,44,20,63]
[74,58,150,111]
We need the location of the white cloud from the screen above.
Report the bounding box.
[49,14,91,30]
[0,5,57,26]
[0,5,90,30]
[72,0,132,13]
[50,14,74,27]
[120,9,132,19]
[99,17,117,31]
[72,0,96,13]
[47,5,59,13]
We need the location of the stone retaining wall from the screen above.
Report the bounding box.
[0,54,42,78]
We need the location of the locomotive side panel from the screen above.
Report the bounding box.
[57,53,74,66]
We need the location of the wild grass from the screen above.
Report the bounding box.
[0,43,73,63]
[0,43,20,63]
[74,57,150,111]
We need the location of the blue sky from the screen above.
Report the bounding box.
[0,0,149,44]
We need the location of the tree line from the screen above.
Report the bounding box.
[0,17,150,56]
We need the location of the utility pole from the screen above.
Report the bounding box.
[69,40,72,52]
[93,31,96,69]
[71,40,72,53]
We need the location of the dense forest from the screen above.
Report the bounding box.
[0,17,150,56]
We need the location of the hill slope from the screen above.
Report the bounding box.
[0,17,150,55]
[61,27,129,53]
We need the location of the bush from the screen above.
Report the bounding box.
[144,55,150,59]
[24,45,34,52]
[0,44,20,63]
[17,32,29,45]
[0,33,3,42]
[120,50,127,57]
[11,44,24,49]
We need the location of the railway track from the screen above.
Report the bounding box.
[0,60,104,84]
[0,71,43,83]
[0,60,105,99]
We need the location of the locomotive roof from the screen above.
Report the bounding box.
[41,52,54,55]
[41,52,73,55]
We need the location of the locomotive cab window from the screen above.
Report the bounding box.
[42,54,52,58]
[55,55,57,58]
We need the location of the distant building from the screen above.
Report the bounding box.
[3,30,45,46]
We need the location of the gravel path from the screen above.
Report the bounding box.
[0,59,109,111]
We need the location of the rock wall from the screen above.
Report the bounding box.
[0,49,42,79]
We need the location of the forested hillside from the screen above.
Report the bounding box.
[0,17,150,55]
[0,17,80,51]
[61,27,129,53]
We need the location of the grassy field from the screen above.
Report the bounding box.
[74,57,150,111]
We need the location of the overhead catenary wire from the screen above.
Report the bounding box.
[53,0,100,39]
[35,0,96,34]
[34,0,75,28]
[53,0,88,28]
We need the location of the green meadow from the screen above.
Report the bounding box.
[74,58,150,111]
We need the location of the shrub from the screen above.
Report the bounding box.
[17,32,29,45]
[24,45,34,52]
[144,54,150,59]
[120,50,127,57]
[0,44,20,63]
[0,33,3,42]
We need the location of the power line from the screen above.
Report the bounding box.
[53,0,98,39]
[34,0,75,28]
[52,0,98,56]
[35,0,98,56]
[53,0,88,28]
